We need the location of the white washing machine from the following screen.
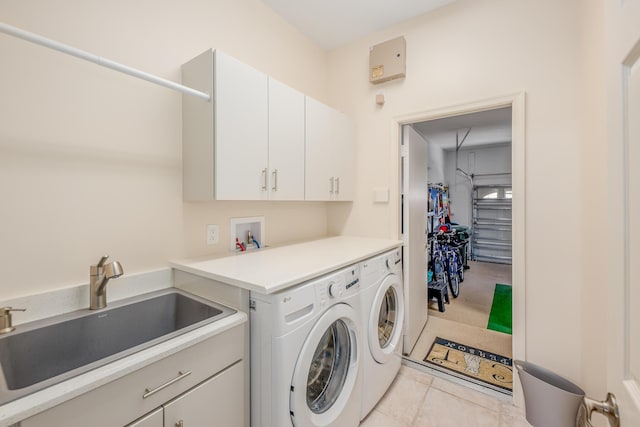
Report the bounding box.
[250,264,363,427]
[359,248,405,419]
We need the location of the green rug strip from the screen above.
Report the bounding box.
[487,284,512,334]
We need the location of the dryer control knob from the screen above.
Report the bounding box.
[385,258,392,269]
[328,282,341,298]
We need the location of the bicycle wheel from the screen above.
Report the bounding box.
[456,250,464,282]
[448,253,460,297]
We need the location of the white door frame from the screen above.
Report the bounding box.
[606,0,640,422]
[389,92,526,404]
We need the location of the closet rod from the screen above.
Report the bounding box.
[0,23,211,101]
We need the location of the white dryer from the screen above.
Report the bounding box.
[250,264,363,427]
[359,248,405,419]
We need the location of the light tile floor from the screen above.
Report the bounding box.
[360,365,532,427]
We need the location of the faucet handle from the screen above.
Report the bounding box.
[91,255,110,275]
[0,307,26,334]
[96,255,110,268]
[1,307,26,314]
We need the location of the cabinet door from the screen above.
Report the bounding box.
[305,97,335,201]
[268,78,305,200]
[331,109,355,201]
[215,51,268,200]
[305,97,355,201]
[126,408,163,427]
[163,362,244,427]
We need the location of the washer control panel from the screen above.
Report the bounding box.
[385,249,402,271]
[315,265,360,307]
[328,281,342,298]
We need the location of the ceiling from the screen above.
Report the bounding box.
[261,0,455,50]
[412,107,512,151]
[259,0,511,150]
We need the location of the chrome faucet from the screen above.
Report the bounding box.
[90,255,124,310]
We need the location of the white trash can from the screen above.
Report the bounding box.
[514,360,585,427]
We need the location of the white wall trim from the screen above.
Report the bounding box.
[389,92,527,406]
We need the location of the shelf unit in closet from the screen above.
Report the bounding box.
[427,183,449,235]
[426,183,449,286]
[471,184,512,264]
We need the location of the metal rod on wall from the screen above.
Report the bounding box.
[472,172,512,177]
[0,22,211,101]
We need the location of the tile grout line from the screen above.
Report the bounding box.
[429,383,504,417]
[409,381,433,427]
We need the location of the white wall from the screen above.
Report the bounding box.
[325,0,605,396]
[0,0,330,299]
[0,0,609,403]
[426,138,445,184]
[578,0,607,409]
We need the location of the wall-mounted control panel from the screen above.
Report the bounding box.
[369,36,406,84]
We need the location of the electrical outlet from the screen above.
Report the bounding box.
[206,224,219,245]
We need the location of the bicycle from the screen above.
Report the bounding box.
[429,233,454,296]
[436,231,463,298]
[450,231,467,282]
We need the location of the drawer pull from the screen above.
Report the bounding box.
[175,421,184,427]
[143,370,192,399]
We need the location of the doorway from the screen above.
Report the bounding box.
[397,94,525,401]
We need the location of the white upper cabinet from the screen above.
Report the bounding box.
[182,49,268,201]
[305,97,355,201]
[332,108,355,201]
[182,49,353,202]
[215,51,269,200]
[268,78,305,200]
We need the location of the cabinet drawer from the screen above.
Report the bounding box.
[21,324,243,427]
[126,408,162,427]
[164,361,244,427]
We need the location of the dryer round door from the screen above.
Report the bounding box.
[290,303,360,427]
[368,273,405,364]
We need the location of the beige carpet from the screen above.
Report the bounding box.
[428,261,512,328]
[407,261,513,367]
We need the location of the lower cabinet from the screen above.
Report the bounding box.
[127,362,243,427]
[20,324,245,427]
[127,408,163,427]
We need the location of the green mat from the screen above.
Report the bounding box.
[487,284,512,334]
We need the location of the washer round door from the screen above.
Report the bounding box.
[368,273,405,363]
[290,303,360,427]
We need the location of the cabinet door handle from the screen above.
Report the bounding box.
[261,168,268,191]
[335,177,340,194]
[143,371,192,399]
[271,169,278,191]
[175,421,184,427]
[329,177,335,194]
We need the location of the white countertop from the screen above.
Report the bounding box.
[0,311,247,427]
[170,236,403,294]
